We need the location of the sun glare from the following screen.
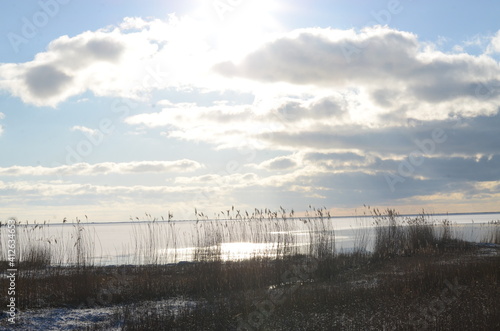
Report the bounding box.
[189,0,285,60]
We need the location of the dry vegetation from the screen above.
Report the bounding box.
[0,208,499,330]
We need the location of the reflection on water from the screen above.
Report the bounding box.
[159,242,311,263]
[219,242,289,260]
[1,213,498,265]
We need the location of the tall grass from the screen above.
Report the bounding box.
[370,208,473,259]
[89,209,499,331]
[480,220,500,244]
[0,217,103,309]
[1,207,499,331]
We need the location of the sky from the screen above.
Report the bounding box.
[0,0,499,222]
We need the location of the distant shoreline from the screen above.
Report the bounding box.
[8,210,499,226]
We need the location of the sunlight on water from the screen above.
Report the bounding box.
[1,213,498,265]
[219,242,278,260]
[158,242,311,263]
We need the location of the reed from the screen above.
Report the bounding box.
[481,220,500,244]
[0,208,499,331]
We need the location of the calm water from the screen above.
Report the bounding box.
[3,213,499,265]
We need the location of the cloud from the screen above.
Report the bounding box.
[377,154,500,183]
[2,19,499,118]
[303,152,374,172]
[174,172,258,187]
[0,160,204,177]
[13,36,127,104]
[273,96,346,122]
[214,26,498,87]
[3,19,500,216]
[487,30,500,54]
[25,65,73,98]
[258,113,500,156]
[2,155,498,217]
[125,94,350,149]
[0,180,201,209]
[214,26,500,119]
[127,94,500,162]
[0,15,218,107]
[258,156,298,171]
[121,27,500,157]
[214,27,419,85]
[71,125,99,136]
[85,38,125,61]
[0,30,139,106]
[304,152,366,163]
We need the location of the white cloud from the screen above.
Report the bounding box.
[119,26,500,155]
[0,160,204,177]
[2,12,500,219]
[257,155,298,171]
[215,26,499,87]
[174,172,258,187]
[0,29,148,106]
[2,18,498,121]
[0,15,223,107]
[126,96,500,156]
[214,26,500,118]
[487,30,500,54]
[125,93,352,149]
[71,125,99,136]
[0,180,200,208]
[215,27,418,85]
[2,152,499,219]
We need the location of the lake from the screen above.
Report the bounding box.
[3,212,499,266]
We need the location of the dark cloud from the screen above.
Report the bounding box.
[1,30,134,106]
[258,126,415,154]
[378,155,500,182]
[273,97,344,122]
[213,29,419,85]
[44,36,126,70]
[310,97,344,118]
[411,79,500,103]
[260,157,297,170]
[304,152,365,162]
[25,65,72,98]
[296,170,472,206]
[200,108,253,123]
[213,27,500,109]
[273,101,306,122]
[258,112,500,157]
[371,89,399,107]
[86,38,125,62]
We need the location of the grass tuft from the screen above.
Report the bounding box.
[1,208,499,330]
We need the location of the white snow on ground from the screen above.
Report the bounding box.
[0,306,118,331]
[0,298,198,331]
